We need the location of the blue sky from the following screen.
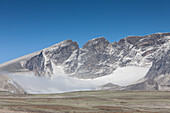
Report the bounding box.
[0,0,170,64]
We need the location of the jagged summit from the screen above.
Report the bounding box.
[52,39,74,46]
[82,37,109,52]
[44,39,78,50]
[83,37,108,45]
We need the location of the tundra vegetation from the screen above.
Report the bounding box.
[0,90,170,113]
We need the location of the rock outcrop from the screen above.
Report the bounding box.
[0,74,25,94]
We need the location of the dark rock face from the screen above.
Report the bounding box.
[145,50,170,79]
[25,52,46,76]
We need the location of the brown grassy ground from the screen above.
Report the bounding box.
[0,90,170,113]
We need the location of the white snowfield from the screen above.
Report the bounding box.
[7,66,150,94]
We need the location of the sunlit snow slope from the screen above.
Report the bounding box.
[7,66,149,94]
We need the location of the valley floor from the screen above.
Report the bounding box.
[0,90,170,113]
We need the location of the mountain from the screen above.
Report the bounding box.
[0,32,169,93]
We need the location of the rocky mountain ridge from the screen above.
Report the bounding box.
[1,33,169,78]
[0,32,170,92]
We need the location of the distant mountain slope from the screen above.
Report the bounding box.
[0,74,25,94]
[0,32,169,93]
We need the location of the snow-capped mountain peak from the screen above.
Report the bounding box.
[0,33,169,93]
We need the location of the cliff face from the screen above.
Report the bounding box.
[0,33,169,91]
[124,42,170,91]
